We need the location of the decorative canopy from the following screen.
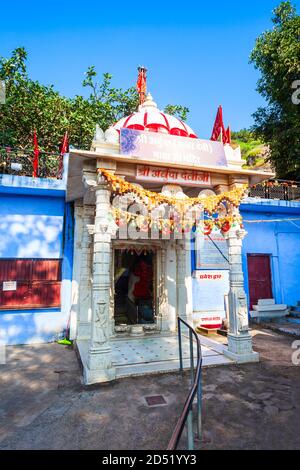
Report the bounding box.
[110,93,198,139]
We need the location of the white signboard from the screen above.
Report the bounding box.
[136,165,211,187]
[196,231,229,270]
[3,281,17,291]
[120,128,228,168]
[193,270,229,315]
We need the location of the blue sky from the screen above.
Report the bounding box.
[1,0,299,138]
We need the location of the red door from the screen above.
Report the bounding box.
[247,254,273,309]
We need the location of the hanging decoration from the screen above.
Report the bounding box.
[98,168,246,234]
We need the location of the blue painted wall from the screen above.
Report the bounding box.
[241,199,300,308]
[0,169,74,345]
[0,193,64,258]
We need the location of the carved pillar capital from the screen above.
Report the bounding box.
[223,227,247,242]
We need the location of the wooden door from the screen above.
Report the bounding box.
[0,259,61,309]
[247,254,273,309]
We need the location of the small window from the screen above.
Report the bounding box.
[0,258,61,310]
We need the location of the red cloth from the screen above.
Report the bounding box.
[136,70,146,94]
[133,261,152,299]
[58,131,68,177]
[136,68,147,104]
[225,126,231,144]
[32,130,39,178]
[60,131,69,154]
[210,105,226,143]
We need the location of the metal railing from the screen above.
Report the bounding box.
[167,316,203,450]
[248,180,300,201]
[0,146,63,179]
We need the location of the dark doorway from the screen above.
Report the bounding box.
[247,254,273,309]
[114,249,154,325]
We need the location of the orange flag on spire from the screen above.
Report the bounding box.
[32,130,39,178]
[136,66,147,105]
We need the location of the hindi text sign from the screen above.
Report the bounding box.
[136,165,211,186]
[120,128,227,168]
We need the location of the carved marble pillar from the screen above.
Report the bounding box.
[223,228,259,363]
[77,203,94,340]
[158,244,174,332]
[84,179,117,384]
[109,246,115,337]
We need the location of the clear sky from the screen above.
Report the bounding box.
[1,0,299,138]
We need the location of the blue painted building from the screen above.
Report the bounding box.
[2,155,300,344]
[0,156,74,345]
[191,196,300,328]
[241,198,300,309]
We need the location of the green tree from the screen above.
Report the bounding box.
[164,104,189,121]
[250,1,300,179]
[0,48,188,153]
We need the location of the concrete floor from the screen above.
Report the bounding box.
[253,318,300,337]
[1,327,300,450]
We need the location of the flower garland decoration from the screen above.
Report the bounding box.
[112,207,243,234]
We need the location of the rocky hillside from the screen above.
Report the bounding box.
[231,129,272,171]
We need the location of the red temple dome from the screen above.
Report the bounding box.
[111,93,197,139]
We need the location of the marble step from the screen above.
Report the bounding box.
[253,304,287,312]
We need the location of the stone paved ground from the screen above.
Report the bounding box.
[0,327,300,450]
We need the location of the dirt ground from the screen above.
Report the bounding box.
[0,327,299,450]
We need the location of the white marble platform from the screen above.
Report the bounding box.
[77,333,233,382]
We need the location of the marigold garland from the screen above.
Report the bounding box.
[112,207,243,234]
[99,168,247,233]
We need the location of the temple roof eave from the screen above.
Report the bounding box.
[66,148,275,202]
[69,148,275,175]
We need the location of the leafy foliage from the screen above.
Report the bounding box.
[0,48,188,152]
[164,104,189,121]
[250,1,300,179]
